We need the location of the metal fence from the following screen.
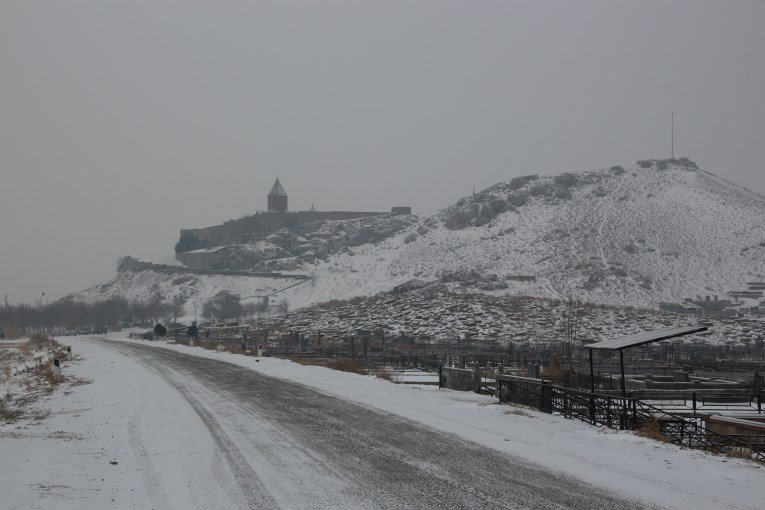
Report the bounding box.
[497,375,765,461]
[597,389,763,414]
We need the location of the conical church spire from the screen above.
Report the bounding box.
[268,177,287,197]
[267,177,288,212]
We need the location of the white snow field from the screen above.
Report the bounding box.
[1,333,761,510]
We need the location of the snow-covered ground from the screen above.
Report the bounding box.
[2,333,761,510]
[0,336,71,422]
[1,337,252,509]
[70,159,765,312]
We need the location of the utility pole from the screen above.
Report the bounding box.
[3,294,10,326]
[40,292,45,334]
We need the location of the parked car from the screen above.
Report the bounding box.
[64,328,78,336]
[78,327,93,335]
[93,326,108,335]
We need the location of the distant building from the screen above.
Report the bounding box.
[175,177,414,265]
[268,178,288,212]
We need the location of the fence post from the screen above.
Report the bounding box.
[632,398,637,428]
[758,392,762,414]
[52,358,62,382]
[539,381,553,413]
[623,398,630,430]
[438,364,443,389]
[538,381,543,412]
[692,392,697,416]
[589,393,596,423]
[606,396,612,428]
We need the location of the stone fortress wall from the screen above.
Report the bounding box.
[180,210,388,248]
[173,178,411,269]
[117,255,309,279]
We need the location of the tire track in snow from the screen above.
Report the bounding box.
[167,380,279,510]
[126,385,170,509]
[105,341,279,509]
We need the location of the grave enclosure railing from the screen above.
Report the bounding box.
[598,389,763,414]
[496,375,765,462]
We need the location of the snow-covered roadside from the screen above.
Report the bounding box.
[0,338,256,510]
[0,336,71,422]
[102,333,763,510]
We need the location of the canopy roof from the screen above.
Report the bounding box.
[587,326,708,351]
[268,178,287,197]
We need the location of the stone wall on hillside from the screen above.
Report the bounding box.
[116,256,308,279]
[179,210,387,249]
[175,250,218,269]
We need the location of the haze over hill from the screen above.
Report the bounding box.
[4,1,765,304]
[68,158,765,313]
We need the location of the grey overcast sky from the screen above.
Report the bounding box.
[2,0,764,303]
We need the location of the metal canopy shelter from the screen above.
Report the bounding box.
[587,326,708,396]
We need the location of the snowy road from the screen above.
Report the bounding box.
[97,339,644,510]
[6,336,761,510]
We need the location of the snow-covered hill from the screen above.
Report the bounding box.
[70,158,765,312]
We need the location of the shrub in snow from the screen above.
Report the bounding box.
[202,291,243,321]
[403,232,418,244]
[508,174,538,190]
[153,323,167,337]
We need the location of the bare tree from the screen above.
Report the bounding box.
[243,300,269,320]
[202,291,243,322]
[171,295,186,323]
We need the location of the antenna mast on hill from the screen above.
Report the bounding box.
[4,294,10,326]
[671,112,674,159]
